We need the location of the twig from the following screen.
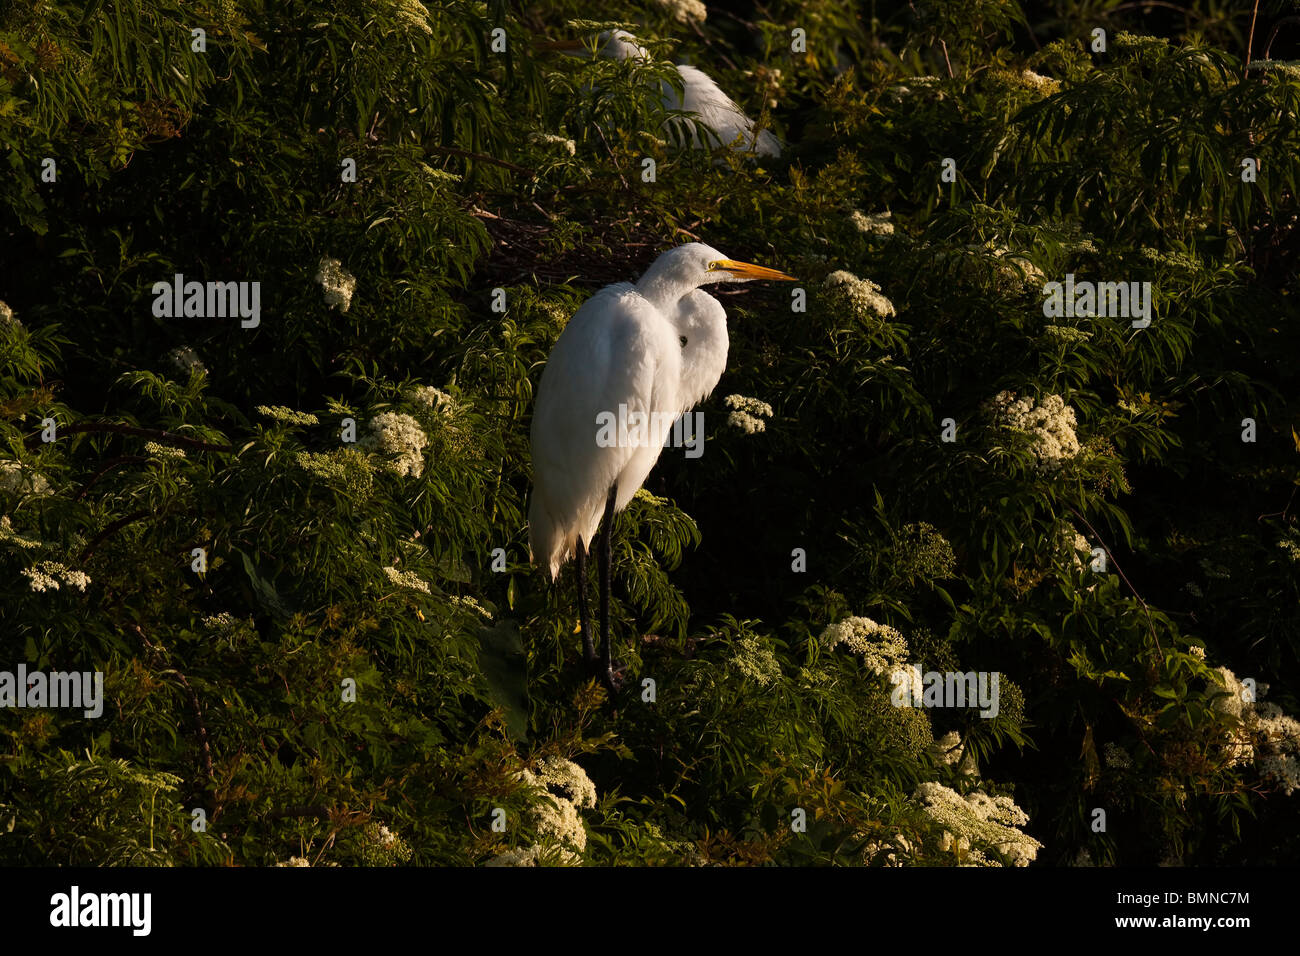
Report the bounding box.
[58,422,234,452]
[939,39,954,79]
[133,624,214,785]
[1067,505,1162,656]
[71,455,148,501]
[1245,0,1260,75]
[426,144,531,175]
[79,510,151,563]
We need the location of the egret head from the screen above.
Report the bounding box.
[641,243,797,294]
[594,29,647,60]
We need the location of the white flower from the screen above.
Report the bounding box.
[984,244,1045,292]
[452,595,492,619]
[527,132,576,156]
[0,300,21,329]
[724,394,773,434]
[987,391,1081,472]
[0,516,42,550]
[653,0,707,24]
[0,460,51,495]
[315,256,357,312]
[914,781,1041,866]
[1018,69,1060,96]
[360,412,428,477]
[821,616,909,677]
[729,634,781,687]
[383,565,430,594]
[849,209,895,237]
[389,0,433,34]
[256,405,320,426]
[202,612,240,631]
[513,756,597,861]
[21,560,91,593]
[823,270,896,321]
[407,386,455,412]
[143,441,186,459]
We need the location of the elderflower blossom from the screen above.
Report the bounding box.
[914,781,1041,866]
[1202,663,1300,793]
[0,516,41,550]
[724,394,773,434]
[984,244,1045,292]
[360,412,428,477]
[527,132,576,156]
[143,441,186,459]
[503,757,597,864]
[0,300,21,329]
[389,0,433,34]
[1043,325,1092,346]
[653,0,707,23]
[821,616,909,677]
[315,256,357,312]
[452,595,493,619]
[383,565,430,594]
[823,270,896,321]
[1018,69,1061,97]
[0,461,51,495]
[849,209,895,237]
[359,823,413,865]
[407,386,455,412]
[987,390,1081,472]
[256,405,320,426]
[728,634,781,688]
[21,560,91,593]
[294,448,375,496]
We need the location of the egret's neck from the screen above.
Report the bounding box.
[636,270,698,317]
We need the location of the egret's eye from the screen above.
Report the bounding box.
[706,261,720,271]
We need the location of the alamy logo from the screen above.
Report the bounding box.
[595,404,704,459]
[891,667,1001,718]
[49,886,151,936]
[0,665,103,718]
[152,273,261,328]
[1041,274,1153,328]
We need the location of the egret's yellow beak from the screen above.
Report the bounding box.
[713,260,798,281]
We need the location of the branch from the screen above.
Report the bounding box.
[133,624,214,785]
[1067,505,1162,657]
[79,509,152,563]
[58,422,234,452]
[71,455,148,501]
[426,144,531,175]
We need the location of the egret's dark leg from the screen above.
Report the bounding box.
[597,484,618,691]
[575,538,594,665]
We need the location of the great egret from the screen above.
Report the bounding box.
[547,29,782,159]
[529,243,796,690]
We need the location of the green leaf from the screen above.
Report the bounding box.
[477,620,529,740]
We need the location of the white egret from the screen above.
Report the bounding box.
[529,243,795,690]
[547,29,782,159]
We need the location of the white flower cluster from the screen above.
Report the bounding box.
[0,300,21,329]
[390,0,433,34]
[202,612,240,631]
[820,616,914,694]
[383,565,430,594]
[984,243,1045,293]
[407,385,455,412]
[728,633,781,688]
[724,394,773,434]
[256,405,320,426]
[1207,665,1300,793]
[849,209,895,237]
[22,560,91,593]
[452,595,492,619]
[143,441,186,459]
[527,132,576,156]
[0,516,41,550]
[163,345,206,375]
[823,270,896,321]
[653,0,707,23]
[0,460,51,496]
[988,390,1081,472]
[931,730,978,775]
[914,781,1041,866]
[315,256,357,312]
[488,757,598,866]
[1043,325,1092,346]
[360,412,428,477]
[1017,69,1061,97]
[359,823,413,865]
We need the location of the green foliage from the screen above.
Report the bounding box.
[2,0,1298,867]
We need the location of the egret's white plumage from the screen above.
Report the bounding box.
[529,243,794,580]
[593,30,781,158]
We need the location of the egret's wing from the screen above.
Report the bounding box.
[670,64,781,158]
[529,285,679,577]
